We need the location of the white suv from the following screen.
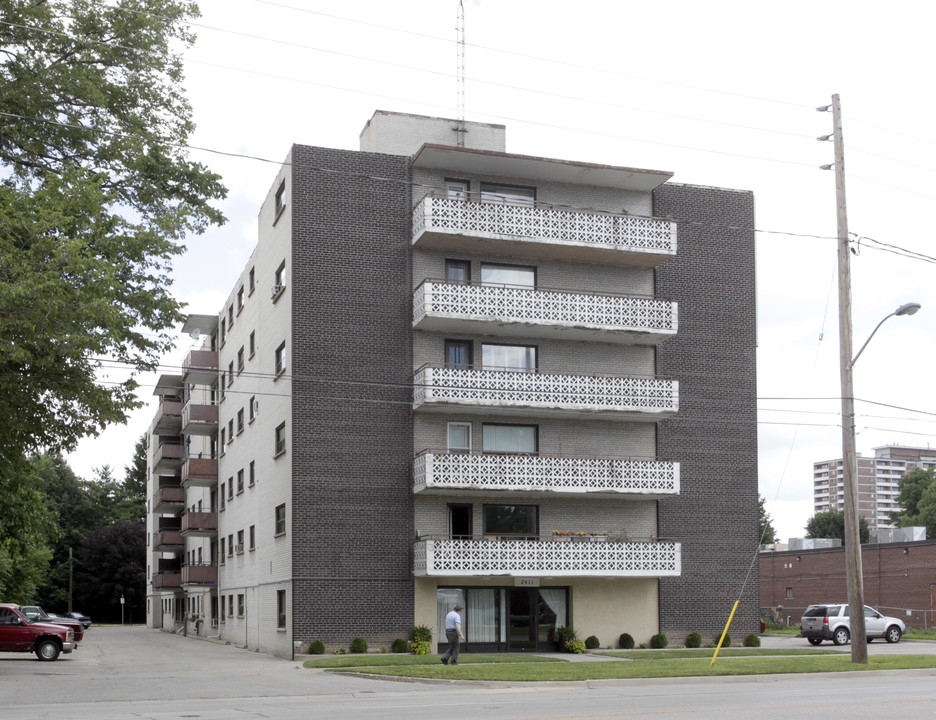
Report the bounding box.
[800,603,905,646]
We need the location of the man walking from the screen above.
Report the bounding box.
[441,604,464,665]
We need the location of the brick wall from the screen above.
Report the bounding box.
[653,182,760,639]
[760,541,936,629]
[289,144,415,645]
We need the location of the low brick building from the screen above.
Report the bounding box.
[760,541,936,630]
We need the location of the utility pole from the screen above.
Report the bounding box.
[822,93,867,664]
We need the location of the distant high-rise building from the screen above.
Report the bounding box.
[813,445,936,531]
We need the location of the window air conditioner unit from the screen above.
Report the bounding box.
[271,284,284,298]
[235,543,244,553]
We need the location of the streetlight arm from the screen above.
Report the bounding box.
[846,302,921,371]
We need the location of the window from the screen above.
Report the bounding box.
[228,304,234,328]
[447,422,472,453]
[786,587,793,599]
[237,347,245,373]
[219,373,226,401]
[249,395,256,422]
[249,331,255,358]
[227,479,234,501]
[445,178,469,200]
[276,589,286,628]
[249,267,255,295]
[445,340,472,370]
[249,525,255,551]
[237,286,244,313]
[274,180,286,218]
[483,504,538,538]
[236,530,244,553]
[480,182,535,206]
[446,259,470,284]
[274,503,286,535]
[219,537,225,563]
[228,361,234,386]
[481,263,535,289]
[228,595,234,617]
[236,469,244,494]
[220,317,226,345]
[248,460,255,486]
[483,424,538,454]
[482,343,536,372]
[274,341,286,376]
[227,419,234,443]
[237,594,244,617]
[275,422,286,456]
[227,533,233,555]
[220,428,226,450]
[275,260,286,288]
[219,483,225,511]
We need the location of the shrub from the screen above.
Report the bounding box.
[565,640,586,654]
[391,638,408,654]
[409,625,432,643]
[743,634,761,647]
[334,648,346,655]
[350,637,368,653]
[619,633,635,649]
[649,633,668,649]
[719,633,731,647]
[685,632,702,648]
[308,640,325,655]
[410,640,431,655]
[584,635,600,650]
[555,626,577,651]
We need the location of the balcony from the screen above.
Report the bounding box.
[413,537,681,578]
[153,443,184,473]
[182,349,218,386]
[413,280,677,345]
[152,486,184,513]
[152,572,182,589]
[181,457,218,489]
[180,511,217,538]
[414,452,679,499]
[152,529,183,551]
[413,366,678,421]
[152,398,183,435]
[412,195,677,268]
[181,563,218,586]
[181,402,219,436]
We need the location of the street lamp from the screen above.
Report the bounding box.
[841,301,921,664]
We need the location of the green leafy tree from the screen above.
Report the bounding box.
[75,521,146,623]
[0,0,225,571]
[758,495,778,544]
[805,509,870,545]
[890,468,936,536]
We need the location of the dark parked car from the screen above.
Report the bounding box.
[19,606,84,643]
[61,611,92,629]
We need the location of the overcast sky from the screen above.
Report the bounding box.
[70,0,936,542]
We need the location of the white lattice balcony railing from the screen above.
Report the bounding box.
[413,280,677,345]
[412,195,677,267]
[413,366,677,420]
[413,537,681,577]
[414,452,679,497]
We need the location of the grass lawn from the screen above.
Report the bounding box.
[305,651,936,682]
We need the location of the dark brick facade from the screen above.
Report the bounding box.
[760,542,936,630]
[289,145,414,644]
[653,183,760,639]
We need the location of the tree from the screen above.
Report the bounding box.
[75,522,146,623]
[0,0,225,558]
[890,468,936,537]
[805,509,870,545]
[758,495,778,545]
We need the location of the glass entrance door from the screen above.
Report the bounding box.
[508,589,536,650]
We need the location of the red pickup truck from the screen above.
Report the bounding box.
[0,604,75,661]
[20,605,84,643]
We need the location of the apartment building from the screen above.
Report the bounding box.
[146,110,759,657]
[813,445,936,531]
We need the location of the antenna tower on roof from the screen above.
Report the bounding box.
[456,0,465,146]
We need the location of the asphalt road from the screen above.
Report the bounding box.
[2,627,935,720]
